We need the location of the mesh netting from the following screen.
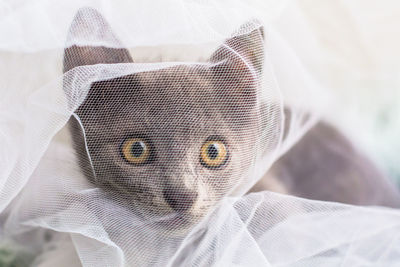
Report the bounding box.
[1,1,400,266]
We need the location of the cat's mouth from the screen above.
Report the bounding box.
[154,209,209,233]
[100,177,215,231]
[158,214,188,227]
[145,212,196,236]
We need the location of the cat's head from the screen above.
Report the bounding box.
[63,8,265,230]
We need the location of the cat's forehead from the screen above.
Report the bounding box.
[87,65,220,114]
[79,65,242,145]
[136,65,216,102]
[80,64,258,132]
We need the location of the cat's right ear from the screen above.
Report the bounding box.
[63,7,133,73]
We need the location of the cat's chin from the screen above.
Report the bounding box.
[149,212,205,237]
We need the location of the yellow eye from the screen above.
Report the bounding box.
[200,139,228,168]
[121,138,151,164]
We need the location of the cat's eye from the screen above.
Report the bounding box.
[121,138,152,164]
[200,139,228,169]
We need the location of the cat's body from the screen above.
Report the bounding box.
[253,122,400,207]
[64,7,400,229]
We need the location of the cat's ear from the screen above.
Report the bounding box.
[63,7,133,73]
[210,21,264,78]
[209,22,264,108]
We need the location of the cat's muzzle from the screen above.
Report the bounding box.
[163,187,199,213]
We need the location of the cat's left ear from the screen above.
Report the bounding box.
[209,21,264,109]
[210,21,264,80]
[63,7,133,73]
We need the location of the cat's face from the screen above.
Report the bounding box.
[64,8,265,229]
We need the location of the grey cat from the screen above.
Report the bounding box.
[63,8,400,228]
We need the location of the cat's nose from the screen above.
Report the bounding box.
[163,188,198,213]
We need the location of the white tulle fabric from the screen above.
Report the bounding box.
[1,1,400,266]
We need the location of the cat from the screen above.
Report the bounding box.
[63,7,400,232]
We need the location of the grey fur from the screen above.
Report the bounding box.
[64,8,400,226]
[252,121,400,207]
[64,8,264,223]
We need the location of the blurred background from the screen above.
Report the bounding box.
[275,1,400,184]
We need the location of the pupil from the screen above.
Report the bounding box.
[131,141,145,157]
[207,144,219,159]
